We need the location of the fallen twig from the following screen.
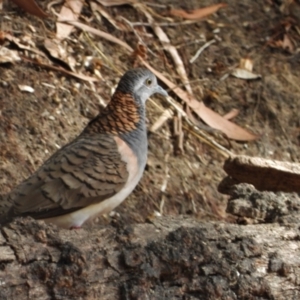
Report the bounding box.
[190,39,216,63]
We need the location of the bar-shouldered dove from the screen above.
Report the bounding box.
[0,68,168,229]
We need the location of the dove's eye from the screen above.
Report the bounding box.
[145,78,152,86]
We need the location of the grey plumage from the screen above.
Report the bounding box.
[0,68,167,228]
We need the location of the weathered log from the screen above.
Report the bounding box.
[220,155,300,193]
[0,211,300,299]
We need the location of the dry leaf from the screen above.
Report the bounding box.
[223,109,239,120]
[22,56,99,82]
[232,58,261,80]
[63,20,133,52]
[192,101,258,141]
[44,1,83,73]
[11,0,48,18]
[239,58,253,71]
[44,39,76,71]
[90,2,125,31]
[0,47,21,63]
[131,43,148,67]
[4,32,47,58]
[95,0,136,6]
[231,68,261,80]
[282,34,294,52]
[169,3,227,20]
[56,0,84,40]
[18,85,35,93]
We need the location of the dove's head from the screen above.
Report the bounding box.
[116,68,168,106]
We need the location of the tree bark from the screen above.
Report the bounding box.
[1,199,300,300]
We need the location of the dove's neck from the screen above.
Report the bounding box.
[84,91,148,165]
[86,90,145,133]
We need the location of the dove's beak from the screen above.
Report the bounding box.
[155,85,168,97]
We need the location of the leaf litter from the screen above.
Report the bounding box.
[1,0,299,223]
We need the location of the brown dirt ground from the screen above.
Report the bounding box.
[0,0,299,227]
